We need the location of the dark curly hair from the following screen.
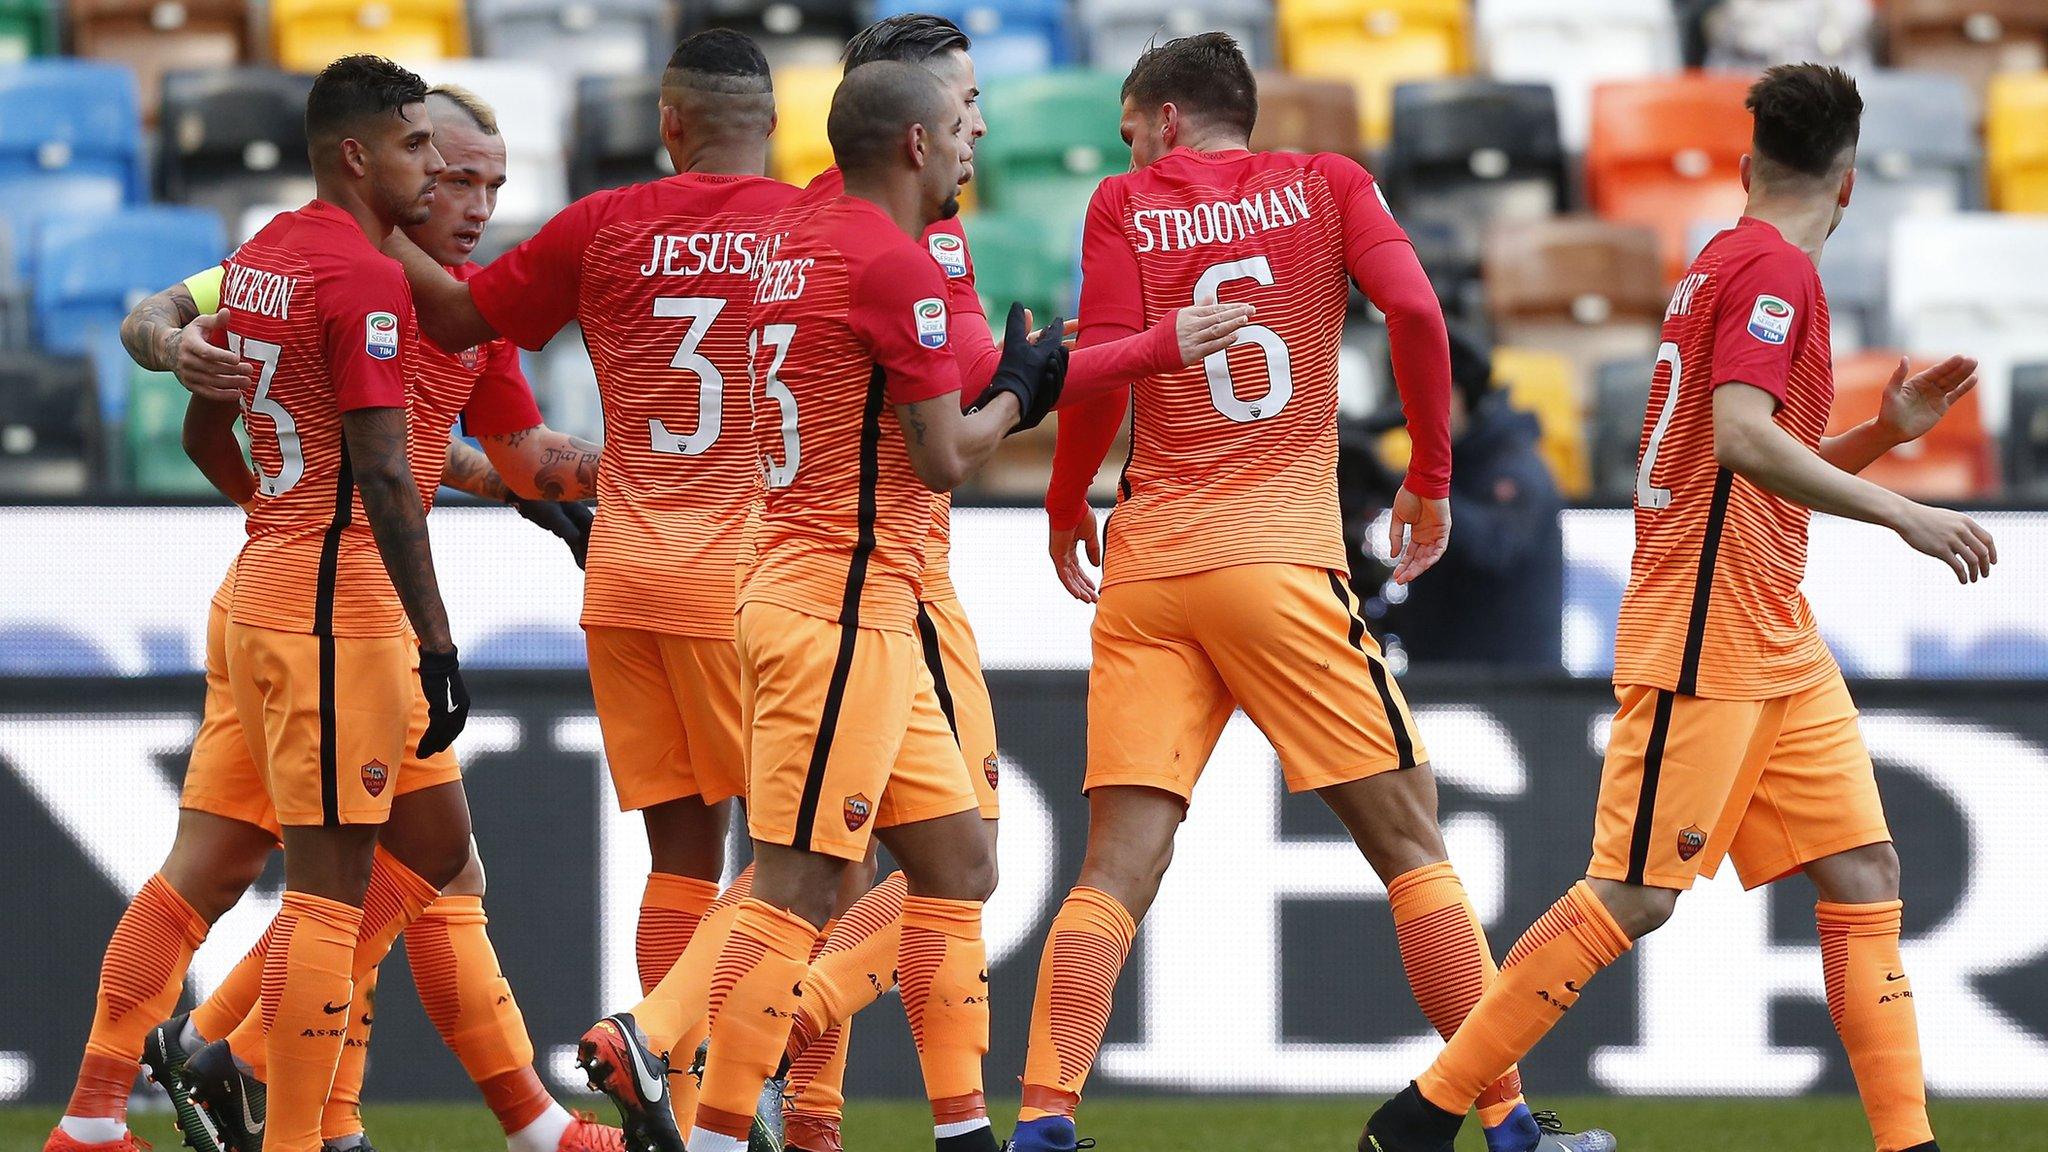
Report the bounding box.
[306,54,428,143]
[1121,32,1258,139]
[1747,63,1862,178]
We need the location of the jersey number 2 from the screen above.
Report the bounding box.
[1636,341,1682,510]
[1195,257,1292,423]
[230,333,298,497]
[649,296,725,456]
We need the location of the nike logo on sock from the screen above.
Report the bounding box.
[321,1001,348,1015]
[1885,972,1908,982]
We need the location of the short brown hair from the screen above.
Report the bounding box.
[1121,32,1258,139]
[1746,63,1861,179]
[426,83,499,136]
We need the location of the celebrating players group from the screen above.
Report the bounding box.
[45,14,1995,1152]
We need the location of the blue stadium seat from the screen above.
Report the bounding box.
[873,0,1072,78]
[0,61,147,278]
[32,206,226,423]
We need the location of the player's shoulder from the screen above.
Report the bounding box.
[1705,220,1820,302]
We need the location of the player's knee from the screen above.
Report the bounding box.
[1586,876,1678,939]
[1077,840,1173,919]
[1809,841,1901,905]
[439,845,487,897]
[161,854,264,923]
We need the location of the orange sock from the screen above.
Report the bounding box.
[689,900,820,1150]
[899,895,992,1135]
[62,874,209,1123]
[191,935,266,1045]
[783,1021,850,1152]
[261,891,363,1152]
[639,873,720,995]
[1387,862,1526,1128]
[320,968,377,1143]
[789,871,905,1061]
[1819,900,1935,1152]
[1415,882,1631,1115]
[1018,887,1136,1123]
[632,864,753,1056]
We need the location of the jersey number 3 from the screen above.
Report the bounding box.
[1195,257,1292,423]
[649,296,725,456]
[230,333,299,497]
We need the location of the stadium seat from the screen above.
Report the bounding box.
[1490,345,1588,496]
[411,59,570,231]
[770,62,840,188]
[1483,217,1665,392]
[69,0,252,122]
[571,73,674,200]
[0,61,147,281]
[472,0,671,77]
[125,365,221,494]
[963,209,1075,326]
[1384,80,1565,280]
[156,68,315,229]
[1248,72,1359,158]
[1277,0,1468,148]
[0,0,58,60]
[1476,0,1681,152]
[2006,361,2048,496]
[1824,350,1996,499]
[1889,213,2048,435]
[1987,71,2048,213]
[1699,0,1875,70]
[1591,355,1652,500]
[1079,0,1276,75]
[975,69,1126,223]
[32,207,226,423]
[270,0,467,74]
[875,0,1070,78]
[683,0,859,69]
[0,351,98,494]
[1884,0,2048,101]
[1586,72,1753,283]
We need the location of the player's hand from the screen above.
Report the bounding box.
[975,302,1069,433]
[1050,505,1102,603]
[1172,303,1255,367]
[1388,486,1451,584]
[1892,502,1996,584]
[416,646,471,758]
[174,309,255,403]
[511,497,594,568]
[1876,353,1979,446]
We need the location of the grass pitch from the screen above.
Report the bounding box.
[8,1097,2048,1151]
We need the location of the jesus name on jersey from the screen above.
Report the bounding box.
[636,230,771,278]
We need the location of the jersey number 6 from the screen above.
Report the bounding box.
[1194,256,1293,423]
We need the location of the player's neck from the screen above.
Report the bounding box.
[1739,194,1833,264]
[313,178,397,247]
[1176,128,1251,155]
[841,173,928,239]
[669,140,769,178]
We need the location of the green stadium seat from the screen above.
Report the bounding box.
[0,0,57,61]
[963,209,1076,328]
[974,70,1126,225]
[126,366,236,495]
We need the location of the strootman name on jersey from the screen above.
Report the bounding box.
[1131,180,1315,254]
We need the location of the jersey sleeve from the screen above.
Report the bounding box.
[1076,180,1144,346]
[468,194,599,351]
[851,242,964,407]
[1316,153,1411,270]
[462,338,545,437]
[318,258,410,412]
[1710,247,1814,405]
[932,221,1002,398]
[184,265,225,314]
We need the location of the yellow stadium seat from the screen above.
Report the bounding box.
[771,63,840,189]
[1988,72,2048,214]
[1277,0,1467,148]
[1491,346,1589,497]
[270,0,466,74]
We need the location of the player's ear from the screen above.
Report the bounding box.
[339,136,369,180]
[658,102,685,148]
[908,122,928,171]
[1160,102,1180,148]
[1738,153,1753,193]
[1838,166,1856,209]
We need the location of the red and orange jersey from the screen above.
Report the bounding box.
[408,260,543,513]
[1616,216,1838,699]
[470,173,801,638]
[223,199,419,638]
[739,195,964,635]
[1055,148,1445,588]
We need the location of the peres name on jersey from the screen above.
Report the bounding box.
[636,230,771,278]
[754,254,812,304]
[1132,180,1315,255]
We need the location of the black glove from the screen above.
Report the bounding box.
[511,497,594,569]
[416,646,470,759]
[972,302,1069,433]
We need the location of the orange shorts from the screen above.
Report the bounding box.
[1588,673,1891,891]
[917,595,1000,819]
[739,601,977,862]
[222,617,462,827]
[585,625,746,810]
[1086,564,1427,800]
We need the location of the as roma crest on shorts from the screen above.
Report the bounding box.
[361,759,390,798]
[983,753,1000,791]
[457,345,482,372]
[843,792,873,831]
[1676,824,1706,862]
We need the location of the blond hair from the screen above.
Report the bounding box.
[426,83,499,136]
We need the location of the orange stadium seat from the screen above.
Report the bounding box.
[1484,217,1666,395]
[1491,345,1590,497]
[1277,0,1468,149]
[770,62,839,189]
[1826,350,1997,499]
[1987,71,2048,213]
[1249,72,1361,158]
[69,0,250,122]
[270,0,467,74]
[1587,73,1753,284]
[1884,0,2048,101]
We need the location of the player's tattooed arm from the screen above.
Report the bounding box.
[181,394,258,506]
[441,435,512,502]
[895,392,1018,492]
[477,424,601,502]
[121,284,199,371]
[122,286,253,402]
[384,230,501,354]
[343,407,456,652]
